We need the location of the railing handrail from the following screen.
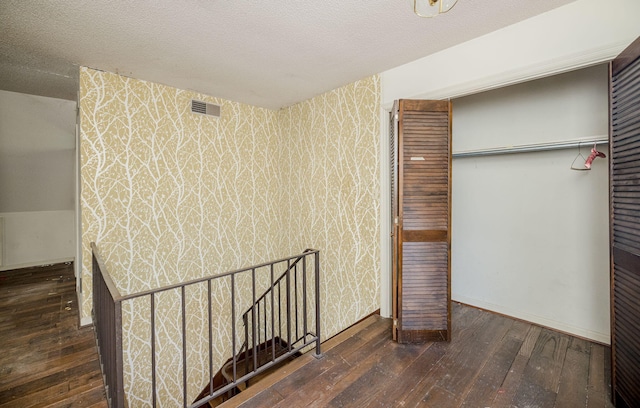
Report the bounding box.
[115,249,320,302]
[91,242,124,302]
[241,248,314,321]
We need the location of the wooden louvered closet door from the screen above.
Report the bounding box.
[392,99,451,343]
[610,36,640,408]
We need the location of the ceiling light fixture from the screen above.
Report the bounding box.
[413,0,458,18]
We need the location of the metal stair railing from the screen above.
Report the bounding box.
[238,249,318,378]
[203,249,322,405]
[91,243,321,408]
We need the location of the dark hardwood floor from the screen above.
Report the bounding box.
[0,262,107,407]
[220,303,615,408]
[0,262,615,408]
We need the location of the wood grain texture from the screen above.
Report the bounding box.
[219,303,614,408]
[394,99,451,344]
[554,339,590,408]
[0,263,107,408]
[612,37,640,76]
[610,37,640,408]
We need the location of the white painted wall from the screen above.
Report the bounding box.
[452,66,608,152]
[0,90,76,269]
[381,0,640,108]
[452,65,610,343]
[0,211,75,269]
[378,0,640,342]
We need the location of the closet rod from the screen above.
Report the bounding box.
[453,137,609,158]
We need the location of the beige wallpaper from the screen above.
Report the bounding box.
[79,67,380,406]
[277,77,381,332]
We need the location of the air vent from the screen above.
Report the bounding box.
[191,100,220,118]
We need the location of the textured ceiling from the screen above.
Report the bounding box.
[0,0,577,109]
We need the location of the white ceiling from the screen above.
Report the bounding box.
[0,0,577,110]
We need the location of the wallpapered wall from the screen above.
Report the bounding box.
[79,67,380,405]
[277,85,381,329]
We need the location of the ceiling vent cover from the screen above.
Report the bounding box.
[191,100,220,118]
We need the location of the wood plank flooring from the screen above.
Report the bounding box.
[221,303,615,408]
[0,263,107,407]
[0,262,614,408]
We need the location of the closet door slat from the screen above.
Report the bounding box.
[610,36,640,408]
[393,99,451,343]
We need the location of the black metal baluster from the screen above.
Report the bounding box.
[208,280,213,397]
[244,313,249,379]
[270,264,275,361]
[286,260,291,352]
[182,287,187,408]
[256,302,261,353]
[231,274,237,383]
[302,254,308,344]
[315,251,321,356]
[294,263,299,342]
[151,293,156,408]
[251,268,257,373]
[262,295,267,354]
[278,280,282,344]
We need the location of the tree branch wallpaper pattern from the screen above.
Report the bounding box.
[277,82,381,330]
[79,67,380,406]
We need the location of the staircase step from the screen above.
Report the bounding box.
[194,337,302,408]
[217,314,382,408]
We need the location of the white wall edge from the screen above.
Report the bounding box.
[0,257,75,272]
[76,285,90,326]
[453,294,610,345]
[379,99,392,318]
[80,315,93,327]
[75,100,84,319]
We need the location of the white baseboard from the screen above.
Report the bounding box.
[453,294,610,345]
[0,257,75,272]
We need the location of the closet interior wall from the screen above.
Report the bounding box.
[451,64,610,343]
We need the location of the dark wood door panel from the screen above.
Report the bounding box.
[393,99,451,344]
[400,245,449,341]
[610,36,640,408]
[612,260,640,406]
